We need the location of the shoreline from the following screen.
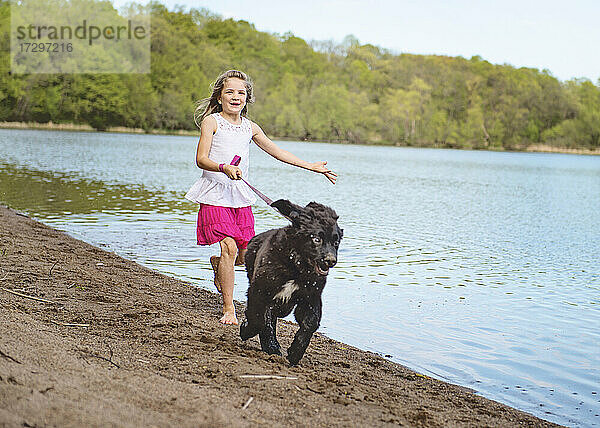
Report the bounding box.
[0,204,561,427]
[2,121,599,156]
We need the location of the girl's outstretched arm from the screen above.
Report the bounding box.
[251,122,337,184]
[195,116,242,180]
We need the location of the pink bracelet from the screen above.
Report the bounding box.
[218,163,225,173]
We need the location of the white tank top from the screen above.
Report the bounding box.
[184,113,257,207]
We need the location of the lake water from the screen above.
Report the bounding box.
[1,129,599,427]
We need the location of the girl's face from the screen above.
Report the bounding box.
[219,78,247,115]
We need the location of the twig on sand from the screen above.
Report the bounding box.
[79,342,119,368]
[106,343,116,365]
[49,261,58,277]
[80,349,120,368]
[1,287,59,304]
[51,320,90,328]
[306,385,323,394]
[241,396,254,410]
[0,349,22,364]
[239,375,298,380]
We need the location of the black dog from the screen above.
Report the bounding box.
[240,199,343,365]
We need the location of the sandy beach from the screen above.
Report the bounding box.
[0,205,561,427]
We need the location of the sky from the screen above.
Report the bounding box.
[114,0,600,82]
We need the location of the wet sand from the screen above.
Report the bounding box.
[0,205,560,427]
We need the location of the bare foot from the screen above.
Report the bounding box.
[210,256,221,293]
[219,310,238,325]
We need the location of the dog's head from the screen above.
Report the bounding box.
[271,199,343,277]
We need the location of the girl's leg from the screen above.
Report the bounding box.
[210,255,221,293]
[235,249,247,266]
[218,237,238,325]
[209,249,245,293]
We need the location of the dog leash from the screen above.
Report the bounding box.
[229,155,274,206]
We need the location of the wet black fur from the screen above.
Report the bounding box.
[240,199,343,365]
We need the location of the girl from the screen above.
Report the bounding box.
[185,70,336,325]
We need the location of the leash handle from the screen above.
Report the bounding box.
[230,156,273,205]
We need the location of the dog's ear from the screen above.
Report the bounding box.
[271,199,303,223]
[306,201,338,220]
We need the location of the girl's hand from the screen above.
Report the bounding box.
[310,161,337,185]
[251,123,337,184]
[223,164,242,180]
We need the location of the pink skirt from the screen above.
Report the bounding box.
[196,204,255,249]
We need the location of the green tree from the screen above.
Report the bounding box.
[0,0,599,150]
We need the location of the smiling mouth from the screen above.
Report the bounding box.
[314,262,329,276]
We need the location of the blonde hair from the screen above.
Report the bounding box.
[194,70,255,128]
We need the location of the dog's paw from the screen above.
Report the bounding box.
[267,348,282,356]
[262,342,282,356]
[240,321,255,341]
[286,347,305,366]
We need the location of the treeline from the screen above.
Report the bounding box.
[1,1,599,150]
